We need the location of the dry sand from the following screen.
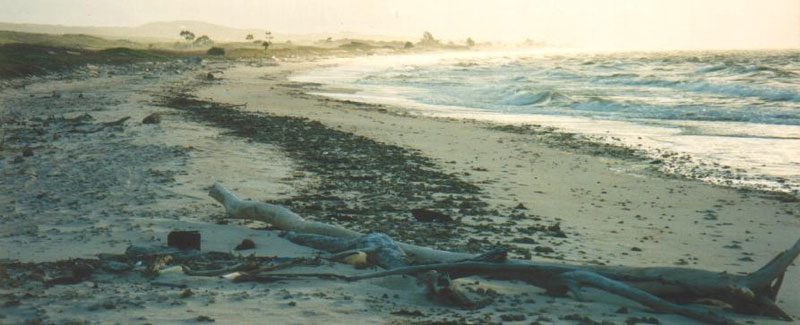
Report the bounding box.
[0,57,798,324]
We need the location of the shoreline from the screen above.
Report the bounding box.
[1,57,798,324]
[198,60,800,262]
[291,52,800,196]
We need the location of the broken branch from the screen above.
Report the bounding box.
[209,183,799,324]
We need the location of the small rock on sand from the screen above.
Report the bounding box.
[142,112,162,124]
[234,239,255,250]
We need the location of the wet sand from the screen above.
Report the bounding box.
[0,58,798,324]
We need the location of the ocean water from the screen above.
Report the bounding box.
[292,49,800,193]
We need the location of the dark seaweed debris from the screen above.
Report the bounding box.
[488,123,645,161]
[156,91,494,250]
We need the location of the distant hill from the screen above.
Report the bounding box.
[0,21,412,44]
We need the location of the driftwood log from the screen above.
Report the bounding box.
[209,183,798,324]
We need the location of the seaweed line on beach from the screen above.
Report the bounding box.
[155,85,569,256]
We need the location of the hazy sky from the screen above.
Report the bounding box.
[1,0,798,49]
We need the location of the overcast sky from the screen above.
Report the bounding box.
[1,0,798,49]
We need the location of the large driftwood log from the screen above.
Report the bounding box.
[209,183,798,324]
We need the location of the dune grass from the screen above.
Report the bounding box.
[0,30,141,49]
[0,43,190,78]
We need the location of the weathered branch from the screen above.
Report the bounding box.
[209,183,799,324]
[209,183,471,263]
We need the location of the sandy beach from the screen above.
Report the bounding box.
[1,56,798,324]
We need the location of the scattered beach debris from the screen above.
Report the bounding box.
[206,183,800,324]
[2,54,798,325]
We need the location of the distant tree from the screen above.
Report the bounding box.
[246,34,254,40]
[466,37,475,47]
[403,41,414,49]
[179,30,196,41]
[325,37,333,43]
[419,31,439,46]
[262,31,274,53]
[193,35,213,47]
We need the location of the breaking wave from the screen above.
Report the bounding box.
[354,50,800,125]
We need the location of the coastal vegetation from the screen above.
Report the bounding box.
[0,29,482,79]
[0,42,183,78]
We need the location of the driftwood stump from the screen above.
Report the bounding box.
[209,183,798,324]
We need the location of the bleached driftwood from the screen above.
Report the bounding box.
[209,183,799,324]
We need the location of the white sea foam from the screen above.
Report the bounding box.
[292,49,800,193]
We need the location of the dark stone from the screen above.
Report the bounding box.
[196,315,215,322]
[390,310,425,317]
[500,314,526,322]
[234,239,256,250]
[167,231,201,250]
[22,147,34,157]
[142,112,162,124]
[180,289,195,298]
[71,262,94,279]
[411,208,453,222]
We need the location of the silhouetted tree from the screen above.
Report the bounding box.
[179,30,196,41]
[246,34,254,40]
[193,35,213,47]
[262,31,274,53]
[403,41,414,49]
[419,31,439,46]
[466,37,475,47]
